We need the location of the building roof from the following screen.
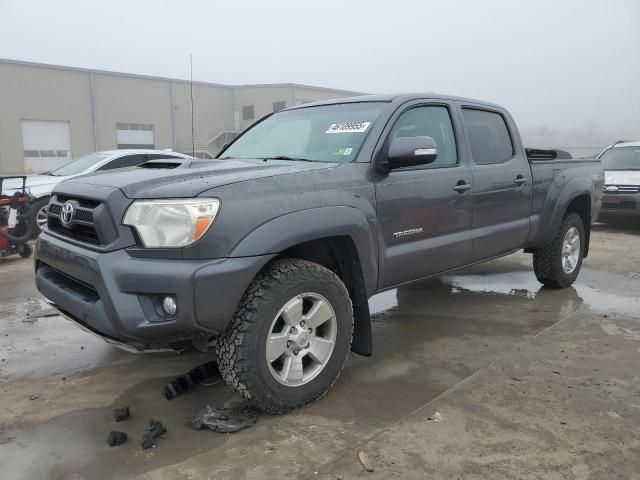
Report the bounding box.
[0,58,362,95]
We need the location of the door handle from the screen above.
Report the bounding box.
[514,175,528,186]
[453,181,472,193]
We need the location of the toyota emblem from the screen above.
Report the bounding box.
[60,202,74,226]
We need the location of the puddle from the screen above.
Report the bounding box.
[368,289,398,315]
[447,271,540,299]
[445,269,640,317]
[601,320,640,340]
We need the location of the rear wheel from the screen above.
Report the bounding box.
[533,212,585,288]
[216,259,353,413]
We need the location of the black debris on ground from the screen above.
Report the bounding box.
[187,404,260,433]
[114,407,130,422]
[142,420,167,449]
[163,361,221,400]
[107,431,128,447]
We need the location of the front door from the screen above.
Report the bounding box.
[459,106,532,261]
[375,102,474,288]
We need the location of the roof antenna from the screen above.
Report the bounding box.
[190,54,195,158]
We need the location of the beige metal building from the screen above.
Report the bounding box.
[0,59,360,174]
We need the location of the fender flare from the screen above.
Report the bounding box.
[539,177,593,251]
[231,206,378,356]
[230,206,378,295]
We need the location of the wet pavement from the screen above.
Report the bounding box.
[1,223,639,479]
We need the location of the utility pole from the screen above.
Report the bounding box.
[190,54,195,157]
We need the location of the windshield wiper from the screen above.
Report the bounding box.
[260,156,316,162]
[218,155,316,162]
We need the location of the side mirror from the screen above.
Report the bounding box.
[378,136,439,172]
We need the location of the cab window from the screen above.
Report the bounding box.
[389,105,458,168]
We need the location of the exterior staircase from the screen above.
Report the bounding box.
[177,118,241,159]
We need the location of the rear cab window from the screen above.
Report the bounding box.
[462,108,514,165]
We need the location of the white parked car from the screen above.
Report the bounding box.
[4,149,194,235]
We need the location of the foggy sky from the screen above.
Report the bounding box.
[1,0,639,145]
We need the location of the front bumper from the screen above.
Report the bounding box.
[599,192,640,217]
[35,232,274,351]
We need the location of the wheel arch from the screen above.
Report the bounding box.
[529,180,593,257]
[564,194,591,257]
[230,207,377,357]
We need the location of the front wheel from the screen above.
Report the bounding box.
[533,212,585,288]
[216,259,353,413]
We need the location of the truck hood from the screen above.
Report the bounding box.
[605,170,640,186]
[61,159,339,198]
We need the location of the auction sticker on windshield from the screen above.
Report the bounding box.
[333,147,354,156]
[325,122,371,134]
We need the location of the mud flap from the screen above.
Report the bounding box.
[351,297,372,357]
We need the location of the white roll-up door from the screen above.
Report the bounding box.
[21,120,72,173]
[116,123,154,149]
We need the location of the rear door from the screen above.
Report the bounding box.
[375,101,474,288]
[458,105,532,261]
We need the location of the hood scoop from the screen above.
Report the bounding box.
[137,159,187,169]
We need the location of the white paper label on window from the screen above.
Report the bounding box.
[325,122,371,134]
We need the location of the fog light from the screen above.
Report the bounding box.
[162,296,177,316]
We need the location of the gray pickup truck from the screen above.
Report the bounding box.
[35,94,603,412]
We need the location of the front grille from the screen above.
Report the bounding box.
[49,217,100,244]
[55,195,100,208]
[73,209,94,223]
[47,195,102,245]
[604,185,640,194]
[602,200,637,210]
[48,203,94,222]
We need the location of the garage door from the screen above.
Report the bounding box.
[116,123,154,149]
[21,120,72,173]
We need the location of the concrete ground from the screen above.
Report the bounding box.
[1,223,639,480]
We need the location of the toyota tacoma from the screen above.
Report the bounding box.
[35,94,604,412]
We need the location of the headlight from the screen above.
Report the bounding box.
[123,198,220,248]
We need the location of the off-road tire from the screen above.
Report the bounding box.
[533,212,585,288]
[216,259,354,414]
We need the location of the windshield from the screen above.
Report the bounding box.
[50,152,111,176]
[600,146,640,170]
[220,102,386,163]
